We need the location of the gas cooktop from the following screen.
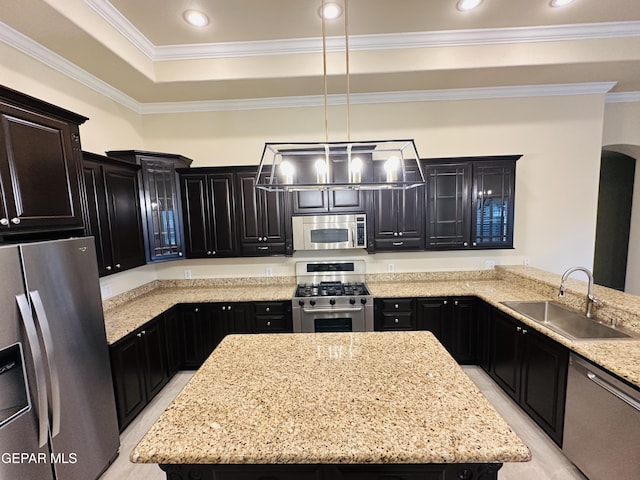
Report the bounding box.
[295,281,370,298]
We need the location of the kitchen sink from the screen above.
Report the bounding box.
[500,301,637,340]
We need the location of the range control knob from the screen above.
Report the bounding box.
[298,300,305,307]
[329,298,336,306]
[360,298,368,305]
[310,300,316,306]
[349,297,356,305]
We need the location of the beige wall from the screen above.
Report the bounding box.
[603,102,640,295]
[1,43,615,298]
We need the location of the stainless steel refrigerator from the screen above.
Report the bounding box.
[0,237,119,480]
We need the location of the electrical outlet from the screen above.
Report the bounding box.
[523,258,530,267]
[184,269,192,279]
[387,263,394,273]
[100,284,112,298]
[484,260,495,269]
[266,267,273,277]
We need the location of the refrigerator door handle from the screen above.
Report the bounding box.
[15,294,49,448]
[29,290,62,439]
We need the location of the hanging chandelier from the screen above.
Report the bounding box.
[255,0,425,192]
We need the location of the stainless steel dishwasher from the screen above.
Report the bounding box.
[563,353,640,480]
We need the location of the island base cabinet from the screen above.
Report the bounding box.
[160,463,503,480]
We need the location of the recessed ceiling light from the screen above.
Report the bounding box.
[457,0,483,11]
[183,9,209,27]
[319,2,343,20]
[550,0,576,6]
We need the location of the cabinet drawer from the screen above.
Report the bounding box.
[381,312,415,330]
[379,298,414,311]
[240,243,286,256]
[375,237,423,251]
[254,315,291,333]
[254,302,286,315]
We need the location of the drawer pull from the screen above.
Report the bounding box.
[10,217,20,225]
[392,241,404,246]
[0,218,8,226]
[266,321,271,327]
[394,318,399,324]
[265,307,270,312]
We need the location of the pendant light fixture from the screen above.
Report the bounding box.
[255,0,425,192]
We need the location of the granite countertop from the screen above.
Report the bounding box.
[131,331,531,465]
[102,267,640,389]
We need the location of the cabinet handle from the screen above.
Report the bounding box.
[265,307,270,312]
[222,306,226,311]
[178,252,183,256]
[472,242,477,247]
[516,326,522,332]
[106,266,112,271]
[115,264,121,268]
[258,246,269,250]
[394,318,399,324]
[454,300,459,306]
[443,300,447,305]
[463,242,468,247]
[194,308,199,312]
[207,251,212,255]
[522,329,528,335]
[398,232,403,236]
[228,305,232,310]
[266,321,271,327]
[393,232,398,236]
[394,303,399,309]
[392,242,404,246]
[212,251,216,255]
[0,218,8,226]
[137,333,142,338]
[10,217,20,225]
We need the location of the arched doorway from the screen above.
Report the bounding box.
[594,146,639,292]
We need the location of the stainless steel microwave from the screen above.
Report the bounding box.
[292,214,367,250]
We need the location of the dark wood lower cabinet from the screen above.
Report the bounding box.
[489,307,568,446]
[109,315,169,431]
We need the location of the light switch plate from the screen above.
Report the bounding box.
[100,284,112,298]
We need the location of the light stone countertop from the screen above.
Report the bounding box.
[131,331,531,465]
[102,268,640,389]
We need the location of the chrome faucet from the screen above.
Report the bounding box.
[558,267,603,318]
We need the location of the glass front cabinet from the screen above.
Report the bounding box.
[107,150,193,262]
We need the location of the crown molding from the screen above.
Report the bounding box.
[0,19,631,113]
[0,21,141,112]
[83,0,640,60]
[606,91,640,103]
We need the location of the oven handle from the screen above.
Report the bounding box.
[302,306,364,314]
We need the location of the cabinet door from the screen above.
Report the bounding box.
[416,298,448,341]
[425,163,471,248]
[221,303,253,335]
[328,157,364,212]
[208,173,237,256]
[489,309,521,402]
[449,298,477,364]
[179,305,206,369]
[180,175,211,258]
[476,300,493,373]
[82,159,112,276]
[141,159,184,261]
[141,319,169,401]
[520,328,568,446]
[103,164,146,272]
[109,335,146,431]
[0,103,83,231]
[398,167,425,242]
[472,161,515,248]
[163,308,182,377]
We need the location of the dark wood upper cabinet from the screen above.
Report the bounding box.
[81,152,146,276]
[0,85,87,236]
[179,169,237,258]
[372,163,424,251]
[235,168,286,256]
[423,156,519,250]
[106,150,193,263]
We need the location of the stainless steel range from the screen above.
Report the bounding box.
[292,260,374,333]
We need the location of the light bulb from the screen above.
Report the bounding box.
[384,156,400,182]
[550,0,576,7]
[350,157,363,183]
[315,158,328,184]
[319,3,343,20]
[456,0,483,11]
[183,10,209,27]
[280,160,294,184]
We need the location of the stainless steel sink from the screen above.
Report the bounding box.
[500,301,637,340]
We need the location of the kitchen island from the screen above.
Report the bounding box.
[132,331,530,479]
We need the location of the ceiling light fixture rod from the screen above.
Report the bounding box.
[321,0,329,143]
[344,0,351,142]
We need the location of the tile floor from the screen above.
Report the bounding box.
[99,367,587,480]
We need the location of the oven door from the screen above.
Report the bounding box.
[296,306,366,333]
